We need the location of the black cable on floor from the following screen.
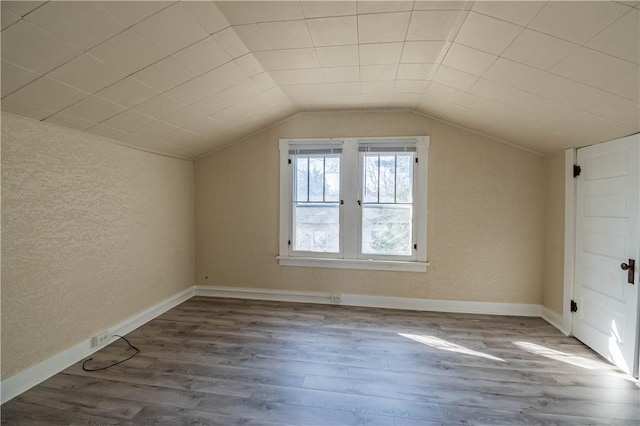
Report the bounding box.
[82,335,140,372]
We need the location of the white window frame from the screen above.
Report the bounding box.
[287,139,344,259]
[278,136,429,272]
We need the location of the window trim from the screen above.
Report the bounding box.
[279,136,429,272]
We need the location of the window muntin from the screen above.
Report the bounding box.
[292,154,341,253]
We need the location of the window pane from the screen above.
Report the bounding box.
[308,158,324,202]
[294,157,308,202]
[379,155,396,203]
[324,156,340,202]
[396,154,413,203]
[294,204,339,252]
[363,155,379,203]
[361,205,412,255]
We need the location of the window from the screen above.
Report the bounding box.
[292,149,341,254]
[360,145,415,258]
[279,137,428,272]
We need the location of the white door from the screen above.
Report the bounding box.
[574,133,640,377]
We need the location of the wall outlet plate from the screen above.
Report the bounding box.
[91,331,112,348]
[329,294,342,303]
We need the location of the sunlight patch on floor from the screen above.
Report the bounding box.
[514,341,613,370]
[399,333,505,362]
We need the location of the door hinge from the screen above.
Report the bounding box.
[288,240,291,246]
[413,244,417,250]
[288,158,292,164]
[573,164,581,177]
[415,157,419,164]
[570,299,578,313]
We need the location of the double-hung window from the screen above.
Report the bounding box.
[279,137,428,272]
[291,143,342,255]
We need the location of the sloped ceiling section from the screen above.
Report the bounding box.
[1,1,638,159]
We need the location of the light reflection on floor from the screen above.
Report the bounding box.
[514,341,610,370]
[398,333,505,362]
[398,332,638,384]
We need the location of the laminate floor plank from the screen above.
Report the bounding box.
[524,412,639,426]
[194,393,398,425]
[248,382,444,420]
[12,386,144,420]
[1,401,126,426]
[3,296,639,425]
[144,358,308,387]
[140,345,390,371]
[130,405,295,426]
[40,374,204,409]
[63,363,259,399]
[303,373,640,405]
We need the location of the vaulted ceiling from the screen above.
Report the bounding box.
[2,1,638,159]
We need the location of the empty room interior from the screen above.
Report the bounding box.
[1,0,640,424]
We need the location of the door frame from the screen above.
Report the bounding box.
[562,147,577,337]
[564,134,640,378]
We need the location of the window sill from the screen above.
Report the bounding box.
[277,256,428,272]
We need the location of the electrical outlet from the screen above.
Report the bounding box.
[329,294,341,303]
[91,331,112,348]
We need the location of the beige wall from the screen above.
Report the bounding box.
[195,111,546,303]
[542,151,566,315]
[1,114,194,378]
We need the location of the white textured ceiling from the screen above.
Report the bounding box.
[2,1,638,158]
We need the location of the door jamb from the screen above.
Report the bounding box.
[563,148,577,336]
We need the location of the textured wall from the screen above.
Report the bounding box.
[195,111,546,304]
[1,114,194,379]
[542,152,566,315]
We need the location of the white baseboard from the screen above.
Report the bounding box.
[541,305,570,335]
[342,294,541,316]
[0,286,194,404]
[195,285,336,304]
[194,285,542,317]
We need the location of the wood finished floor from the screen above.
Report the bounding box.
[2,297,639,425]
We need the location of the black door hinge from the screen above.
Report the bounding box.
[573,164,581,177]
[288,240,291,246]
[413,244,417,250]
[288,159,292,164]
[570,299,578,313]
